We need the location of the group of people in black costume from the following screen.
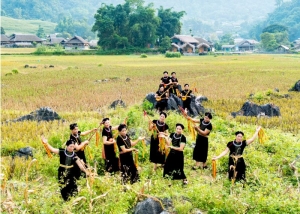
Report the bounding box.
[42,71,262,201]
[155,71,193,113]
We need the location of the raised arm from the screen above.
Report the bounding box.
[81,128,98,136]
[131,136,145,147]
[212,147,230,160]
[42,137,59,154]
[149,120,155,131]
[194,125,210,136]
[246,126,261,145]
[74,140,89,151]
[188,116,200,123]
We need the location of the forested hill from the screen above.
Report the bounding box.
[1,0,275,25]
[250,0,300,41]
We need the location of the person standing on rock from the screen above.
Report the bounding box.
[116,124,144,184]
[188,112,213,170]
[69,123,97,179]
[155,86,169,112]
[149,112,169,171]
[180,84,193,114]
[42,137,90,201]
[101,118,120,174]
[169,72,179,95]
[160,71,172,91]
[212,126,261,182]
[163,123,188,185]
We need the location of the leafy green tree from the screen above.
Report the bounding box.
[261,32,278,51]
[159,36,171,52]
[156,7,185,41]
[55,16,75,35]
[262,24,288,33]
[1,27,5,34]
[128,3,160,48]
[36,25,46,38]
[92,4,117,50]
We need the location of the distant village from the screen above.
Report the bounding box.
[1,33,300,54]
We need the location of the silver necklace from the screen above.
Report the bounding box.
[64,149,75,157]
[105,127,111,132]
[233,141,242,147]
[121,135,128,141]
[156,120,165,127]
[202,120,210,126]
[173,133,182,139]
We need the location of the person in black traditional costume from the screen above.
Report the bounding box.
[69,123,97,179]
[169,72,179,95]
[160,71,172,91]
[188,112,213,170]
[212,126,261,182]
[149,112,169,171]
[180,84,193,114]
[163,123,188,185]
[155,86,169,112]
[101,118,120,173]
[42,138,89,201]
[116,124,144,184]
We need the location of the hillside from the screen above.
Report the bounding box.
[1,16,56,35]
[1,0,276,36]
[250,0,300,41]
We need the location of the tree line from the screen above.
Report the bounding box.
[91,0,185,50]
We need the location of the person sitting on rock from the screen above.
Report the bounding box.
[180,84,193,114]
[169,72,180,96]
[160,71,172,91]
[155,86,169,112]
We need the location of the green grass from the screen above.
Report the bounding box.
[1,16,56,36]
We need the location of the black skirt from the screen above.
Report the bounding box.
[149,135,165,164]
[163,150,186,180]
[58,167,78,201]
[193,135,208,162]
[119,152,139,184]
[228,157,246,181]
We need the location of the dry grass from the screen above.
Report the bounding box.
[1,54,300,132]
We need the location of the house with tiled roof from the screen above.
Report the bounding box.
[171,35,213,54]
[1,34,10,46]
[235,39,259,51]
[64,36,89,50]
[8,34,42,47]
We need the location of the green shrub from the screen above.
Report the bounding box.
[140,53,147,58]
[12,69,19,74]
[165,51,181,58]
[98,63,103,67]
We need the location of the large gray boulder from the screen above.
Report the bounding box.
[13,147,33,159]
[12,107,61,122]
[134,198,173,214]
[109,99,126,109]
[144,93,207,116]
[231,101,281,117]
[289,80,300,92]
[134,198,163,214]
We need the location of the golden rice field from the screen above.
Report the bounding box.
[1,54,300,132]
[1,53,300,213]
